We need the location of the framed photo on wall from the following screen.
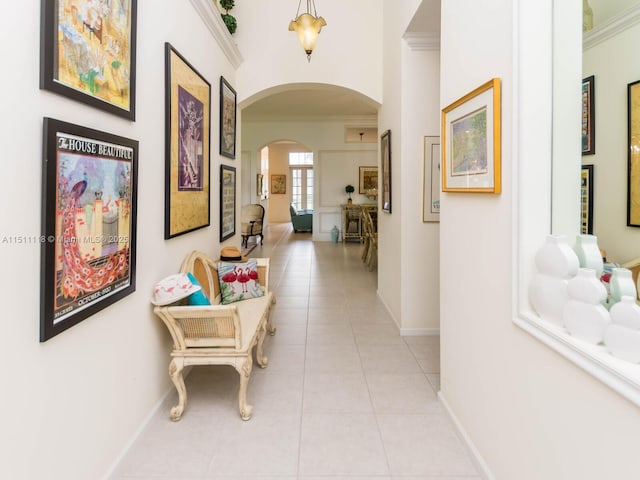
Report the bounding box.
[581,164,594,234]
[423,136,441,222]
[220,76,237,159]
[582,75,595,155]
[628,80,640,227]
[359,166,378,194]
[441,78,501,193]
[40,0,138,120]
[40,117,138,342]
[220,164,236,241]
[164,43,211,239]
[381,130,392,212]
[271,174,286,194]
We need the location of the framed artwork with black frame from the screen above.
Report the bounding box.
[220,164,236,241]
[40,117,138,342]
[582,75,595,155]
[40,0,138,120]
[220,76,237,159]
[164,43,211,239]
[581,164,594,234]
[381,130,392,212]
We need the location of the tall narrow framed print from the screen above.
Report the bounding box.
[582,75,595,155]
[628,80,640,227]
[423,136,440,222]
[40,0,138,120]
[381,130,392,213]
[220,165,236,242]
[442,78,501,193]
[40,118,138,342]
[164,43,211,239]
[581,164,594,234]
[220,76,237,159]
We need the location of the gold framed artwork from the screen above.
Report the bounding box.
[628,80,640,227]
[40,0,138,120]
[381,130,392,213]
[164,43,211,239]
[422,136,440,222]
[359,166,378,194]
[441,78,501,193]
[271,174,286,194]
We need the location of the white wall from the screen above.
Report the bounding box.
[242,119,378,240]
[583,20,640,262]
[0,1,237,478]
[440,1,640,479]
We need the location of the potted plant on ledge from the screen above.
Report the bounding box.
[345,184,355,205]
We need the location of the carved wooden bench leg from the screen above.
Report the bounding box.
[235,356,254,420]
[256,321,269,368]
[266,296,277,335]
[168,358,187,421]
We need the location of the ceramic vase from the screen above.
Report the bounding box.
[566,268,607,305]
[563,268,610,344]
[609,268,637,305]
[604,324,640,363]
[609,295,640,330]
[573,234,603,278]
[534,235,579,278]
[529,274,570,327]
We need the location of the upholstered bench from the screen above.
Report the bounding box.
[153,250,276,421]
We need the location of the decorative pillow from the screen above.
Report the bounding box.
[217,259,265,305]
[186,272,211,306]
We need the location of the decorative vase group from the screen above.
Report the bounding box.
[604,296,640,363]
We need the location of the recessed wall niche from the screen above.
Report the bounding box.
[344,127,377,143]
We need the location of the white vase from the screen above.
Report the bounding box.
[534,234,579,278]
[609,268,637,305]
[609,295,640,330]
[566,268,607,305]
[529,274,569,326]
[573,234,604,278]
[604,324,640,363]
[564,299,610,344]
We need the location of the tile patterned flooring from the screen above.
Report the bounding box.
[110,224,480,480]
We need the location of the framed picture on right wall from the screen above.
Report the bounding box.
[381,130,392,213]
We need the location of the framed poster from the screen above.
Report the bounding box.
[40,0,138,120]
[220,165,236,241]
[423,136,441,222]
[441,78,501,193]
[359,166,378,194]
[220,76,237,159]
[628,80,640,227]
[40,117,138,342]
[582,75,595,155]
[581,164,594,234]
[164,43,211,239]
[271,174,286,194]
[257,173,264,197]
[381,130,392,213]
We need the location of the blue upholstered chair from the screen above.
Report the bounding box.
[289,204,313,232]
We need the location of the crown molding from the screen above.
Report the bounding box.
[403,32,440,51]
[189,0,243,68]
[583,4,640,51]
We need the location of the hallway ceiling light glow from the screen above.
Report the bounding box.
[288,0,326,62]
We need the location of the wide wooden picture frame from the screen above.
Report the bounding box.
[40,117,138,342]
[628,80,640,227]
[582,75,596,155]
[381,130,392,213]
[40,0,138,120]
[423,136,441,222]
[359,166,378,194]
[271,174,286,194]
[581,164,594,234]
[220,164,236,242]
[164,43,211,239]
[220,76,237,159]
[442,78,501,193]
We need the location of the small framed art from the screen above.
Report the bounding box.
[220,164,236,242]
[381,130,392,212]
[359,166,378,194]
[40,0,138,120]
[582,75,595,155]
[581,164,594,234]
[423,136,441,222]
[164,43,211,239]
[40,117,138,342]
[220,76,237,159]
[628,80,640,227]
[441,78,501,193]
[271,174,286,194]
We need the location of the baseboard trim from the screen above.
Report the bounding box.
[400,327,440,336]
[438,391,495,480]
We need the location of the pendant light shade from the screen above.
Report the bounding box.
[289,0,326,62]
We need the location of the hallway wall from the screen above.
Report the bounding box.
[0,1,236,478]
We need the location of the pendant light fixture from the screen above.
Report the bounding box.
[288,0,326,62]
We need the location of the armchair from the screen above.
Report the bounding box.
[241,204,265,248]
[290,204,312,232]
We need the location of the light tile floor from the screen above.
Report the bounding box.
[110,223,480,480]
